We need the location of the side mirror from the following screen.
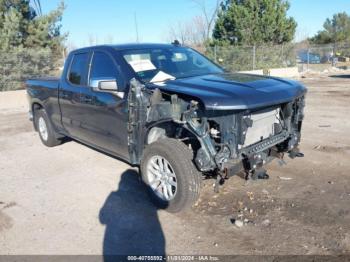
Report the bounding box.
[90,78,118,92]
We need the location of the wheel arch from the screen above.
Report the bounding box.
[144,119,201,146]
[31,101,61,139]
[31,101,44,131]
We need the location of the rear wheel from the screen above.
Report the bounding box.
[34,109,62,147]
[141,139,201,213]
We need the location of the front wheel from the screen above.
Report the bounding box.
[141,139,201,213]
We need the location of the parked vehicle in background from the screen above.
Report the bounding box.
[297,50,321,64]
[26,43,307,212]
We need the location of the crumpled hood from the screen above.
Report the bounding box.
[149,73,307,110]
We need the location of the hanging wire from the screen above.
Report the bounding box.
[30,0,42,16]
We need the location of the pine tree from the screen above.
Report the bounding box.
[212,0,297,46]
[0,0,66,91]
[309,12,350,45]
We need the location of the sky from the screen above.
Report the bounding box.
[41,0,350,47]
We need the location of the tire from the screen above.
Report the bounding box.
[34,109,62,147]
[140,138,201,213]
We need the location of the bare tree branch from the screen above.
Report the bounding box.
[167,17,208,47]
[191,0,221,40]
[87,34,98,46]
[167,0,221,46]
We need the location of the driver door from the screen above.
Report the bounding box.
[78,51,129,160]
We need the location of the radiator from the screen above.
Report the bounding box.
[243,108,280,147]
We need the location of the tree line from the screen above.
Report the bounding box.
[168,0,350,72]
[1,0,350,91]
[169,0,350,48]
[0,0,65,91]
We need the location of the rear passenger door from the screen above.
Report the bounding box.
[59,52,91,138]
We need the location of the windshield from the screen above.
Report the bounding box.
[121,47,223,83]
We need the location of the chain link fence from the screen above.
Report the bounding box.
[297,43,350,72]
[1,42,350,92]
[0,49,64,91]
[204,42,350,73]
[205,43,296,72]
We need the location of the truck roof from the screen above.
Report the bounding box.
[72,43,179,53]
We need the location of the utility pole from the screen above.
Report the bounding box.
[252,45,256,70]
[134,12,139,43]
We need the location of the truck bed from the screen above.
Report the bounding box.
[27,77,60,90]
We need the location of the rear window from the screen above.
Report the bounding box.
[68,53,89,85]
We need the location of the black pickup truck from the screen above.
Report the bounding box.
[26,43,306,212]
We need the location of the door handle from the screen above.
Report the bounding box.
[80,97,93,103]
[60,92,69,99]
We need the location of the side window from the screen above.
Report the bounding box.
[68,53,89,85]
[90,52,117,80]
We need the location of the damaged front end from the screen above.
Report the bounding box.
[127,78,306,181]
[205,97,306,181]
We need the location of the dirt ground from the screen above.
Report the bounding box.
[0,73,349,256]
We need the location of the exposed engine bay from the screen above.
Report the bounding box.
[128,78,305,182]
